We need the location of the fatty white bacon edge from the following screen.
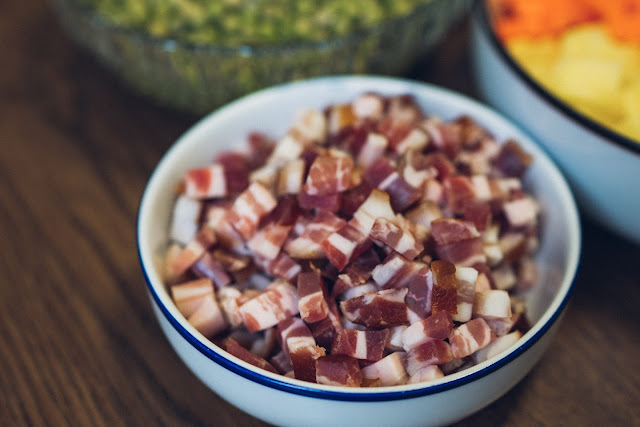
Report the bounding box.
[361,352,408,386]
[239,280,300,333]
[228,182,278,240]
[449,318,495,359]
[369,217,423,260]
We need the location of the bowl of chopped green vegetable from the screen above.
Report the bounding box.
[49,0,472,115]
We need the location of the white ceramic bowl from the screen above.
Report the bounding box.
[470,2,640,245]
[137,76,581,427]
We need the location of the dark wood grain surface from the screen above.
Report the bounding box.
[2,0,639,425]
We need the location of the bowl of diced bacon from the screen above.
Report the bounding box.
[137,75,580,427]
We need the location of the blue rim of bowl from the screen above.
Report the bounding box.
[135,75,581,400]
[473,1,640,156]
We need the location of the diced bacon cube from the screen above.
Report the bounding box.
[394,127,429,155]
[184,163,227,199]
[352,93,384,120]
[331,248,380,297]
[339,282,378,301]
[247,223,292,261]
[249,164,279,189]
[340,288,411,328]
[407,365,444,384]
[485,297,527,336]
[356,132,388,169]
[239,280,300,332]
[250,327,277,359]
[502,196,539,229]
[516,256,538,291]
[332,329,389,362]
[350,189,396,235]
[187,293,228,338]
[473,290,513,320]
[304,155,354,196]
[431,218,481,245]
[386,325,408,351]
[165,226,218,283]
[430,260,458,316]
[370,217,423,260]
[215,151,250,195]
[405,201,442,233]
[277,159,306,196]
[492,263,517,291]
[450,318,495,359]
[308,297,343,349]
[315,355,362,387]
[254,252,301,282]
[225,338,279,374]
[328,104,357,135]
[277,317,316,356]
[297,188,342,212]
[498,232,528,264]
[269,350,293,374]
[292,108,327,143]
[452,267,478,322]
[169,195,202,245]
[371,252,425,289]
[493,139,532,178]
[290,345,326,382]
[228,182,277,240]
[472,331,522,364]
[361,352,408,386]
[191,252,232,288]
[364,158,421,212]
[204,205,247,254]
[432,218,486,267]
[218,286,246,327]
[404,266,433,319]
[297,271,329,323]
[171,278,214,318]
[322,223,372,271]
[285,211,346,259]
[401,150,438,189]
[267,133,306,168]
[405,340,454,376]
[401,311,453,351]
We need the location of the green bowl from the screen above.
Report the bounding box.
[50,0,471,115]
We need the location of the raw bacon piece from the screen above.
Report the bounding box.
[404,266,433,319]
[297,188,342,212]
[246,132,275,170]
[352,93,384,120]
[328,104,357,135]
[401,150,438,189]
[225,337,279,374]
[407,365,444,384]
[165,226,218,283]
[216,151,250,195]
[405,340,454,376]
[493,139,533,178]
[290,345,326,382]
[431,218,481,246]
[450,318,495,359]
[502,196,539,229]
[204,205,247,254]
[171,278,214,318]
[405,201,443,234]
[339,181,374,218]
[472,331,522,364]
[228,182,278,239]
[371,252,425,290]
[350,189,396,235]
[370,217,423,260]
[393,127,430,155]
[187,293,228,338]
[364,158,421,212]
[361,352,407,386]
[431,218,487,267]
[191,252,232,288]
[315,355,363,387]
[184,164,227,199]
[255,252,301,282]
[332,248,380,298]
[356,132,388,169]
[277,159,306,196]
[430,260,458,316]
[277,317,316,357]
[452,267,478,323]
[169,195,202,245]
[297,271,329,323]
[247,223,292,261]
[473,290,513,320]
[322,223,372,271]
[304,155,354,196]
[331,329,389,362]
[401,311,453,351]
[240,280,300,333]
[270,350,294,374]
[308,297,343,348]
[218,286,246,327]
[341,288,411,328]
[285,211,345,259]
[292,108,327,143]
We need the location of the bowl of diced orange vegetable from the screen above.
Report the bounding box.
[471,0,640,244]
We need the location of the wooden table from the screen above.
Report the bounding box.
[2,1,639,425]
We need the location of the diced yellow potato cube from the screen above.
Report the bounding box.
[560,25,636,65]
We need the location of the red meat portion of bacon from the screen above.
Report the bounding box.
[370,217,423,260]
[363,158,421,212]
[260,195,301,228]
[203,204,247,254]
[184,164,227,200]
[405,340,454,376]
[254,252,301,282]
[401,311,453,351]
[463,202,492,232]
[331,248,380,298]
[239,280,300,333]
[297,188,342,212]
[350,189,396,236]
[308,297,343,349]
[436,237,487,267]
[215,151,250,195]
[339,181,374,218]
[285,211,346,259]
[269,350,294,375]
[340,288,411,328]
[452,267,478,323]
[322,223,372,271]
[430,260,458,316]
[450,318,496,359]
[165,225,218,283]
[371,252,425,290]
[290,345,326,383]
[225,337,279,374]
[228,182,278,240]
[331,329,389,362]
[404,266,433,319]
[303,155,354,196]
[493,139,533,178]
[315,355,363,387]
[246,132,275,170]
[277,316,316,358]
[297,271,329,323]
